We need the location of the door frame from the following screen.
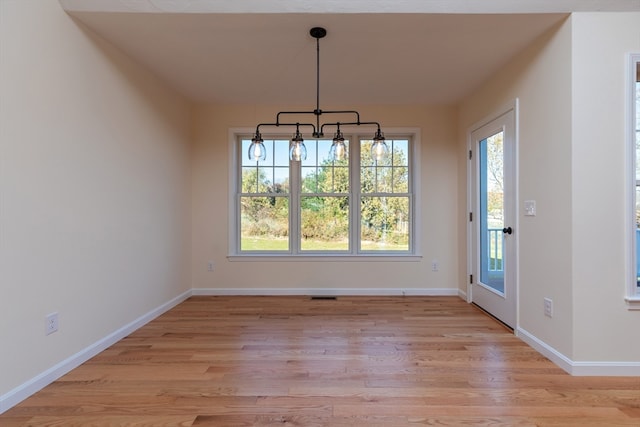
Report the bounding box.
[466,99,519,328]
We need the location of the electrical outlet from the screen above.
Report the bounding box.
[45,312,59,335]
[431,259,439,271]
[207,261,214,272]
[544,297,553,317]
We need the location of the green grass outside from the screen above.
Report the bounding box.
[241,236,408,251]
[241,236,289,251]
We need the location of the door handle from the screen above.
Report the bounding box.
[502,226,513,235]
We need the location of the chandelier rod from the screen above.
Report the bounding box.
[315,29,321,120]
[256,27,377,137]
[248,26,388,163]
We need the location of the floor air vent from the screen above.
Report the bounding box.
[310,296,337,300]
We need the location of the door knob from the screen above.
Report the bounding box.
[502,226,513,235]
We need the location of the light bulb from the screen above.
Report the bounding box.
[289,129,306,161]
[374,143,385,161]
[248,132,266,161]
[371,130,388,162]
[330,140,347,161]
[291,142,307,161]
[252,144,263,158]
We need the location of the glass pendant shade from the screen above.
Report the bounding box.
[248,132,267,161]
[289,130,307,161]
[329,129,347,161]
[371,130,388,162]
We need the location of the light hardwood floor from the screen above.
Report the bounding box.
[1,296,639,426]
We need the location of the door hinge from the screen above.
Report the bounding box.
[469,150,472,160]
[469,274,473,284]
[469,212,473,222]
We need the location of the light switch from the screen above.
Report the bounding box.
[524,200,536,216]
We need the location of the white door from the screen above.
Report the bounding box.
[469,106,517,328]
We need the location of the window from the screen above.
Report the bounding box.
[629,54,640,307]
[233,131,417,257]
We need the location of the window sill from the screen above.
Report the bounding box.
[228,254,423,262]
[624,295,640,310]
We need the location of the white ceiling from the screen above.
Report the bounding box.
[59,1,640,106]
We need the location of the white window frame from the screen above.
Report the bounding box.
[626,53,640,309]
[228,127,422,261]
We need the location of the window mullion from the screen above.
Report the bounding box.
[352,135,361,254]
[290,157,301,255]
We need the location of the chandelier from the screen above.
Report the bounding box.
[248,27,388,162]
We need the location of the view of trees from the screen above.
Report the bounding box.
[239,139,410,251]
[480,132,505,278]
[484,132,504,227]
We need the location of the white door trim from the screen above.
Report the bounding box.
[466,99,519,328]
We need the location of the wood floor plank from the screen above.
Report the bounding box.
[1,296,638,426]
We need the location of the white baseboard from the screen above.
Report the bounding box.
[516,327,574,374]
[457,288,468,301]
[192,287,459,297]
[517,327,640,376]
[0,290,192,415]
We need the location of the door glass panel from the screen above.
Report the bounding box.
[479,131,505,294]
[635,62,640,288]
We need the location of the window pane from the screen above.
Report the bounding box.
[240,196,289,251]
[301,196,349,251]
[361,139,409,193]
[241,138,290,194]
[241,167,272,193]
[360,196,409,251]
[273,140,290,166]
[391,140,410,192]
[394,165,409,192]
[377,167,393,193]
[392,140,409,166]
[361,140,375,167]
[319,167,349,193]
[301,140,319,167]
[302,139,350,194]
[301,166,318,192]
[273,167,289,192]
[361,166,376,193]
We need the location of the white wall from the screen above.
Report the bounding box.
[459,12,640,366]
[0,0,192,399]
[459,18,575,356]
[191,104,460,293]
[571,12,640,361]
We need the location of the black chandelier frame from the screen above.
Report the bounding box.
[249,27,387,162]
